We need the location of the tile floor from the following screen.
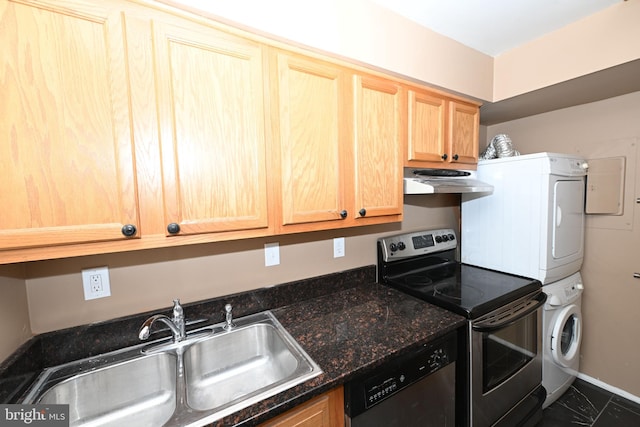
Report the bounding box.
[537,378,640,427]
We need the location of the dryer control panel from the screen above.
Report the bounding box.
[548,156,588,177]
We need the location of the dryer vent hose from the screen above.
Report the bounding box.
[480,134,520,160]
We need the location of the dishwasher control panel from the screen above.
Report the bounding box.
[344,331,457,416]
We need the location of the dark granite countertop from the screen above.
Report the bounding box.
[0,266,465,426]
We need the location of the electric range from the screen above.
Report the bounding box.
[377,229,546,427]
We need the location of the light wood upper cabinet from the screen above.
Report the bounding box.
[272,55,403,232]
[405,89,480,169]
[407,89,447,163]
[0,0,478,263]
[448,100,480,165]
[353,75,404,220]
[0,0,140,251]
[152,20,271,236]
[273,51,349,228]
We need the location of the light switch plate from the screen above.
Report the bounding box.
[82,266,111,300]
[333,237,345,258]
[264,242,280,266]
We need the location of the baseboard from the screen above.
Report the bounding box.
[577,373,640,405]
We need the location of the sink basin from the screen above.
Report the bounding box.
[21,311,321,427]
[185,323,315,411]
[38,352,176,427]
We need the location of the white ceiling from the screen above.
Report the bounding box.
[371,0,620,56]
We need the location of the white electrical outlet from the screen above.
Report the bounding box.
[333,237,345,258]
[82,266,111,300]
[264,242,280,266]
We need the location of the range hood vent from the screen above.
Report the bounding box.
[403,168,494,194]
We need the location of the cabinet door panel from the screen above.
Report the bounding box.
[154,23,269,235]
[407,90,446,163]
[449,101,479,165]
[0,0,139,250]
[259,386,343,427]
[276,53,346,225]
[353,76,403,218]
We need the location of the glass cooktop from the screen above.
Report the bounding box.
[386,262,541,319]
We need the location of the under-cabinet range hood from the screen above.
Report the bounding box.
[403,168,494,194]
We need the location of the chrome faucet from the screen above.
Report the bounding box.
[139,299,187,343]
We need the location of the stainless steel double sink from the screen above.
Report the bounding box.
[22,311,322,427]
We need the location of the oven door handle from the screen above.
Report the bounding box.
[472,292,547,333]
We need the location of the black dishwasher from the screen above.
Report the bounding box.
[344,331,457,427]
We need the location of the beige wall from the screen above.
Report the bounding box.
[486,91,640,396]
[0,264,31,361]
[162,0,494,101]
[24,195,459,334]
[164,0,640,104]
[493,0,640,101]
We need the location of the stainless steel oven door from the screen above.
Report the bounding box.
[470,291,546,427]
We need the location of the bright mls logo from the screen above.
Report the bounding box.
[1,405,68,426]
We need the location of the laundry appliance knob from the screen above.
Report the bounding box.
[548,295,562,307]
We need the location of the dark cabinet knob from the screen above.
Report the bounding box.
[121,224,137,237]
[453,154,459,161]
[340,210,348,219]
[359,208,367,217]
[167,223,181,234]
[441,153,448,160]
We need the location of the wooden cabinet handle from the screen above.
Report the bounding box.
[340,210,348,219]
[441,153,448,160]
[359,208,367,217]
[167,223,181,234]
[453,154,459,161]
[121,224,137,237]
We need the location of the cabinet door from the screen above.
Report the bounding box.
[274,52,349,226]
[259,386,344,427]
[0,0,139,251]
[407,89,446,163]
[353,75,404,219]
[153,21,270,236]
[449,101,479,165]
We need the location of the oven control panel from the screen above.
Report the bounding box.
[378,228,457,262]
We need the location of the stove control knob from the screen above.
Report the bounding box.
[397,242,406,250]
[435,236,443,243]
[448,234,455,241]
[390,243,398,252]
[442,235,449,242]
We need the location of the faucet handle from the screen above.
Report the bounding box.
[172,299,184,320]
[172,299,186,341]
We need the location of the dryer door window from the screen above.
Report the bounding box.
[551,304,582,368]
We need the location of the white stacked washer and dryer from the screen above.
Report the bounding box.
[461,152,587,408]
